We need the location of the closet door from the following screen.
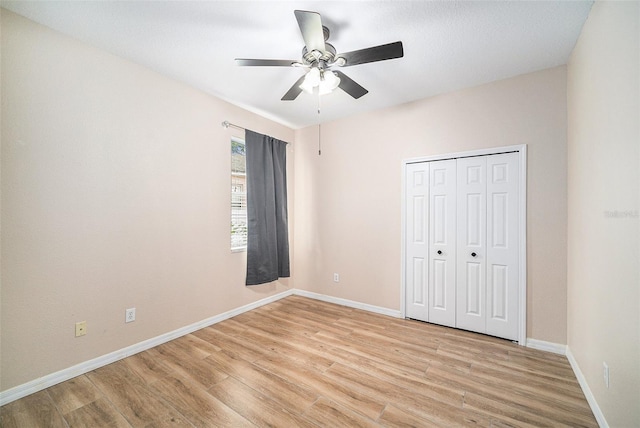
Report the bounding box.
[456,157,487,334]
[428,160,457,327]
[405,163,429,321]
[486,153,520,340]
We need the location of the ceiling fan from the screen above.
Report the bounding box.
[235,10,404,101]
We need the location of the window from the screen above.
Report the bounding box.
[231,138,247,251]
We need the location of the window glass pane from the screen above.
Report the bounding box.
[231,138,247,250]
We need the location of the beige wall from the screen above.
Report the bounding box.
[0,10,294,391]
[567,1,639,426]
[294,66,568,344]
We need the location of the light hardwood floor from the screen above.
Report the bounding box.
[1,295,597,427]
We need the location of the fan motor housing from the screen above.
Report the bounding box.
[302,43,337,67]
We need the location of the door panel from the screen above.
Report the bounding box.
[466,193,482,246]
[491,193,508,248]
[486,153,519,340]
[413,258,426,304]
[405,163,429,321]
[466,262,482,315]
[428,160,456,327]
[433,260,446,308]
[413,196,426,243]
[456,157,487,334]
[433,195,446,244]
[490,264,508,320]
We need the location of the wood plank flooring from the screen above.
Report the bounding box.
[0,295,597,427]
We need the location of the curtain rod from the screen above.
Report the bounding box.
[221,120,289,145]
[221,120,244,131]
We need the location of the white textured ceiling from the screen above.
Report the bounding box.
[1,1,593,129]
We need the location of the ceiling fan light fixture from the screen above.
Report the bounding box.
[300,67,321,93]
[318,70,340,95]
[299,78,315,94]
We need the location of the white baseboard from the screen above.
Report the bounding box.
[292,289,402,318]
[0,289,294,407]
[525,338,567,355]
[521,339,608,427]
[566,347,608,428]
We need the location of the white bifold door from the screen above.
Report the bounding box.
[405,152,520,341]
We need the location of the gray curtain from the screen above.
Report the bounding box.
[245,130,290,286]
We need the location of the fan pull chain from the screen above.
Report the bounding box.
[317,94,322,156]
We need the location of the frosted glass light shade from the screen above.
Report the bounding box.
[300,68,340,95]
[320,71,340,93]
[300,68,321,94]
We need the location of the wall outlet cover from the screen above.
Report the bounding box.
[75,321,87,337]
[126,308,136,323]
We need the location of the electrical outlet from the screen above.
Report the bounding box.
[333,273,340,282]
[125,308,136,323]
[75,321,87,337]
[603,362,609,388]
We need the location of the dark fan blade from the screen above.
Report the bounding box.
[281,75,307,101]
[337,41,404,67]
[294,10,325,53]
[333,71,368,99]
[236,59,299,67]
